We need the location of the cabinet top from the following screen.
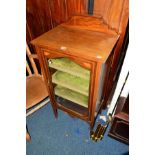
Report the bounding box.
[31,15,119,63]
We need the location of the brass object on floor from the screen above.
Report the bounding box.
[94,125,104,142]
[90,124,103,142]
[90,130,94,139]
[92,124,102,141]
[99,125,107,140]
[96,126,105,141]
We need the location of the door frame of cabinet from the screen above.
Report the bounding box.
[35,46,113,128]
[41,49,96,122]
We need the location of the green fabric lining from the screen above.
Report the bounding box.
[52,71,89,96]
[54,85,88,108]
[48,58,90,80]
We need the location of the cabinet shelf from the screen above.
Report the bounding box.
[48,58,90,80]
[52,71,89,96]
[54,85,88,108]
[55,96,88,116]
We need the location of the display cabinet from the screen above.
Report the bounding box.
[31,15,119,128]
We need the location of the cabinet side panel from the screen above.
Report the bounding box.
[95,63,105,112]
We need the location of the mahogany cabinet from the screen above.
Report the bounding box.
[27,0,129,112]
[31,15,119,128]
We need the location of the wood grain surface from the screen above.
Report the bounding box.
[26,0,88,42]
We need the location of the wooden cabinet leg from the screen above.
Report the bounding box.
[90,120,95,130]
[53,108,58,118]
[50,102,58,118]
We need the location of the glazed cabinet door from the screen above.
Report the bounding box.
[41,49,96,122]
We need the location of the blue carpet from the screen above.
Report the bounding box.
[26,102,129,155]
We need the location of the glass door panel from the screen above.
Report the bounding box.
[47,57,91,115]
